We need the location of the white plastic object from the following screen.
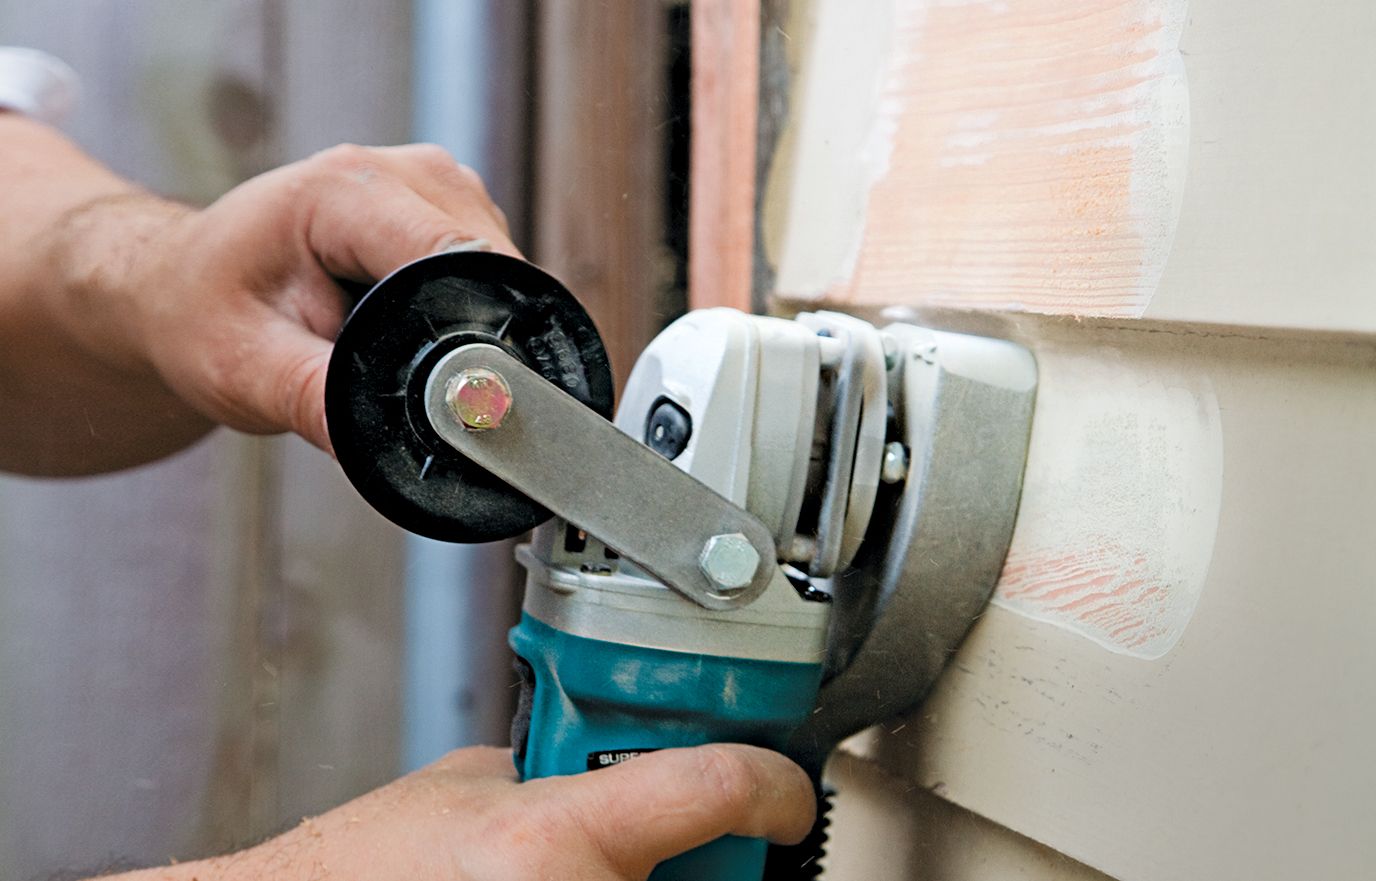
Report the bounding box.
[616,309,819,550]
[0,47,78,124]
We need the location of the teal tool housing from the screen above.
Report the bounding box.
[509,612,825,881]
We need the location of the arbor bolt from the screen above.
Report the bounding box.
[447,367,513,430]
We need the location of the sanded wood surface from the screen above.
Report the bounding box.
[764,0,1186,318]
[759,0,1376,333]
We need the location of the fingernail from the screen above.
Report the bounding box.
[440,238,491,254]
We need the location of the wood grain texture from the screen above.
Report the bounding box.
[763,0,1188,317]
[764,0,1376,333]
[532,0,671,390]
[0,440,224,872]
[837,312,1376,881]
[688,0,760,312]
[197,434,283,850]
[201,0,413,848]
[275,0,413,161]
[273,437,405,826]
[990,339,1221,660]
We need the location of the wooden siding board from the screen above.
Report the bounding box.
[841,314,1376,881]
[718,0,1376,873]
[824,753,1115,881]
[760,0,1376,333]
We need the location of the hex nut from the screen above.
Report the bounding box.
[880,441,908,484]
[699,532,761,591]
[446,367,512,430]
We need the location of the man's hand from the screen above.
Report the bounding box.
[113,142,517,454]
[109,744,816,881]
[0,114,514,474]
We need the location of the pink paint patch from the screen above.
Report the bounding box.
[999,544,1177,651]
[796,0,1190,317]
[989,345,1222,659]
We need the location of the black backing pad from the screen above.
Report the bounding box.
[325,252,614,542]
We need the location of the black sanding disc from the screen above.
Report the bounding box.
[325,251,614,542]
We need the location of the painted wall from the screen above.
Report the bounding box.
[752,1,1376,878]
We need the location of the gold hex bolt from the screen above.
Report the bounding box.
[446,367,513,430]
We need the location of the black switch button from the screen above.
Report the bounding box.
[644,397,692,460]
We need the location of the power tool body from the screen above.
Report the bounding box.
[326,252,1036,880]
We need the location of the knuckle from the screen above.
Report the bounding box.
[414,218,478,254]
[316,142,367,165]
[314,143,381,179]
[548,793,628,875]
[410,142,458,169]
[492,203,511,234]
[694,745,760,813]
[198,345,267,433]
[476,800,569,876]
[436,157,487,195]
[399,143,486,192]
[452,161,484,188]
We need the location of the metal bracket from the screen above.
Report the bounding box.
[785,323,1038,776]
[424,344,779,611]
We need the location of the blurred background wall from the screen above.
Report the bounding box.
[0,2,417,875]
[0,1,685,877]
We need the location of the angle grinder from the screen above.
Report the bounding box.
[326,251,1037,880]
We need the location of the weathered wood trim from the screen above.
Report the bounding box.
[688,0,760,312]
[532,0,671,389]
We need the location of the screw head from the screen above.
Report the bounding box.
[446,367,512,430]
[880,441,908,484]
[699,533,761,591]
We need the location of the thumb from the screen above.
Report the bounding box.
[207,313,333,451]
[264,324,332,452]
[537,744,816,877]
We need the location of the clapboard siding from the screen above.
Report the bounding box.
[690,1,1376,878]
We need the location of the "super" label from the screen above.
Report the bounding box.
[586,748,660,771]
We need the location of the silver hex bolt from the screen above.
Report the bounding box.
[446,367,513,430]
[880,441,909,484]
[699,532,761,592]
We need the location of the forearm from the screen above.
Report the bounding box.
[98,838,294,881]
[0,124,523,474]
[0,114,207,474]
